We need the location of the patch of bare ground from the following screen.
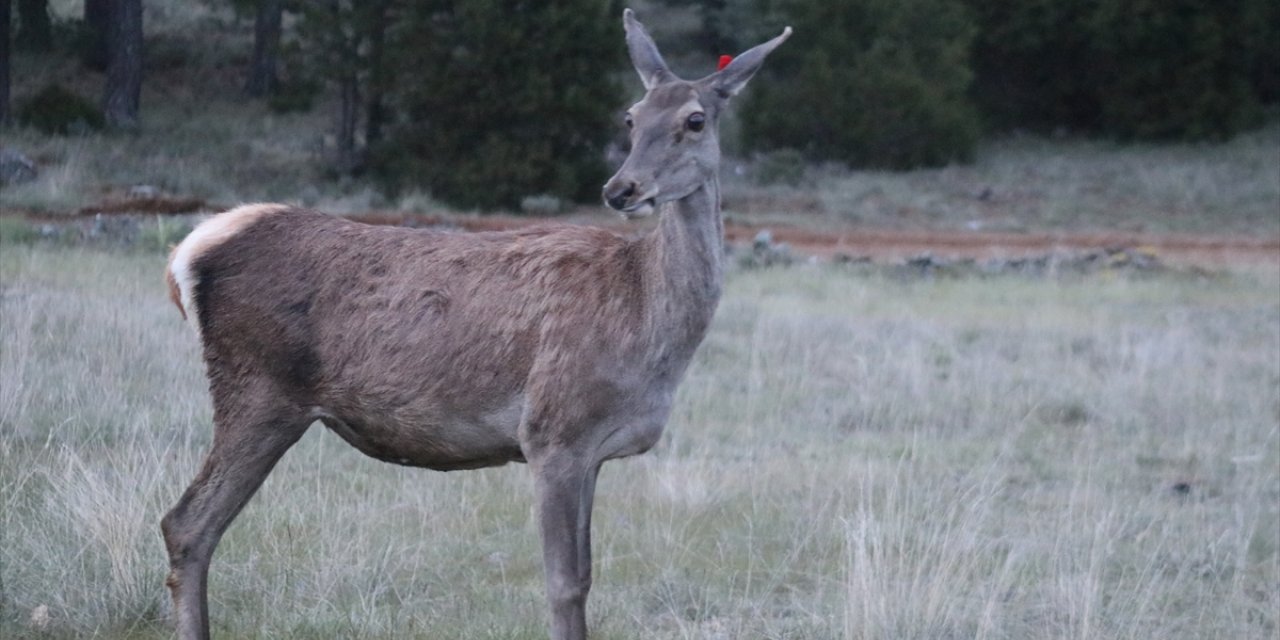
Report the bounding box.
[8,206,1276,270]
[339,211,1279,269]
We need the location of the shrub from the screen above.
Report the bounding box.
[963,0,1099,132]
[965,0,1271,140]
[267,78,322,114]
[1244,0,1280,104]
[378,0,621,211]
[740,0,979,169]
[1087,0,1263,140]
[751,148,806,186]
[17,84,105,135]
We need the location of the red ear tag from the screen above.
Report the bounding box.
[718,55,733,71]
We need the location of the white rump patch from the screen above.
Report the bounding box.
[168,203,289,336]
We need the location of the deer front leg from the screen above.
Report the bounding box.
[532,451,601,640]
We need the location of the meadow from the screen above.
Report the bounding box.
[1,241,1276,639]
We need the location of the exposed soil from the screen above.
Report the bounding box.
[16,201,1279,269]
[343,211,1280,269]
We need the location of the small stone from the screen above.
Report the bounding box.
[0,148,38,186]
[128,184,160,199]
[30,604,50,630]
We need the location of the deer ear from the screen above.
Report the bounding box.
[624,9,672,90]
[707,26,792,99]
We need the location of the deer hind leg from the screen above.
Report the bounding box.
[161,392,311,640]
[532,450,602,640]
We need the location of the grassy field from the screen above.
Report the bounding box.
[1,242,1276,639]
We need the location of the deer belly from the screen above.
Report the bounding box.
[314,404,525,471]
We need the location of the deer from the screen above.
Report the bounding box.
[159,9,790,640]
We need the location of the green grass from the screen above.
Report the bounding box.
[2,245,1277,638]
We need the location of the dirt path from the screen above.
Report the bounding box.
[345,211,1280,268]
[724,227,1280,267]
[20,204,1276,269]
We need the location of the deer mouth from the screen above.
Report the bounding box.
[622,197,656,213]
[603,177,659,214]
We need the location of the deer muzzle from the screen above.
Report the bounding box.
[603,177,658,214]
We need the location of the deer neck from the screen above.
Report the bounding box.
[641,177,724,359]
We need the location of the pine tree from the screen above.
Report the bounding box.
[741,0,979,169]
[380,0,621,210]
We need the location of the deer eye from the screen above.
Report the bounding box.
[686,112,706,132]
[624,113,634,129]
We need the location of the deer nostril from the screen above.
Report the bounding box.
[605,182,637,210]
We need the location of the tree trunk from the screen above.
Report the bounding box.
[102,0,143,129]
[15,0,51,52]
[336,73,360,175]
[364,0,389,145]
[1,0,10,125]
[245,0,282,97]
[83,0,111,71]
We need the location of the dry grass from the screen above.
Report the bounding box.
[1,244,1276,639]
[721,123,1280,236]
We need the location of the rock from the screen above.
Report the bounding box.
[738,229,794,268]
[128,184,161,199]
[30,604,50,631]
[0,148,38,186]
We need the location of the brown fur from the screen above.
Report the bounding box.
[174,209,697,467]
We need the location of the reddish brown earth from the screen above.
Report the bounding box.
[28,200,1277,269]
[345,211,1280,269]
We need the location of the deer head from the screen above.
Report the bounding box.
[603,9,792,216]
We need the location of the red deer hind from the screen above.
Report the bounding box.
[161,9,790,639]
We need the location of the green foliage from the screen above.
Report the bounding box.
[1243,0,1280,104]
[963,0,1099,132]
[0,217,41,245]
[266,78,322,114]
[378,0,621,210]
[965,0,1271,140]
[17,84,105,134]
[15,0,54,52]
[1088,0,1263,140]
[653,0,785,58]
[741,0,979,169]
[751,148,806,186]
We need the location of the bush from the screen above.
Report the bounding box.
[1088,0,1263,140]
[1244,0,1280,104]
[752,148,806,186]
[378,1,621,211]
[17,84,105,135]
[965,0,1271,140]
[963,0,1098,133]
[740,0,979,169]
[267,78,322,114]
